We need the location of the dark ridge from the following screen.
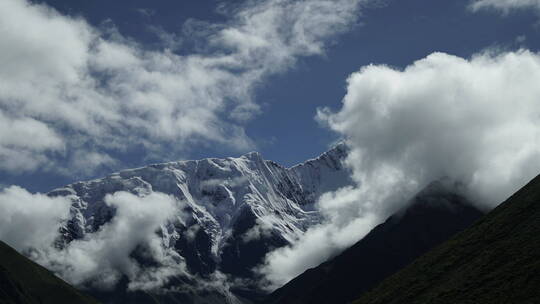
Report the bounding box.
[0,241,99,304]
[353,174,540,304]
[264,179,485,304]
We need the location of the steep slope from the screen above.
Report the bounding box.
[0,241,98,304]
[353,174,540,304]
[46,144,352,303]
[265,180,485,304]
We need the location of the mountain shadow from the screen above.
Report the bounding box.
[265,179,485,304]
[0,241,99,304]
[353,174,540,304]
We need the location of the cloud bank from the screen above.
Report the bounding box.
[0,186,72,251]
[321,50,540,208]
[46,192,182,290]
[13,190,184,291]
[0,186,186,291]
[259,49,540,289]
[0,0,366,175]
[0,187,246,295]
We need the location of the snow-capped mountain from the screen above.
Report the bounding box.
[48,143,352,303]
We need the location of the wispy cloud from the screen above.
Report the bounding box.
[469,0,540,13]
[0,0,366,176]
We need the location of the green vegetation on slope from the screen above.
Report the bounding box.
[0,241,99,304]
[353,174,540,304]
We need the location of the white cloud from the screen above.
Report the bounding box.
[0,110,65,172]
[0,186,72,251]
[242,216,275,243]
[34,191,184,290]
[469,0,540,13]
[0,185,230,292]
[0,0,366,175]
[200,176,249,188]
[259,49,540,290]
[257,186,379,289]
[321,50,540,208]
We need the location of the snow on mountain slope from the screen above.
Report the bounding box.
[47,143,352,302]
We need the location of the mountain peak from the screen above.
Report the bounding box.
[399,178,474,218]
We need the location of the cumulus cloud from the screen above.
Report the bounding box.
[259,49,540,289]
[0,186,72,251]
[469,0,540,13]
[321,50,540,208]
[0,0,366,174]
[34,191,184,290]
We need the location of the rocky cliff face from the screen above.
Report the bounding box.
[47,143,352,303]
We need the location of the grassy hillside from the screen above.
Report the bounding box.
[0,241,99,304]
[353,174,540,304]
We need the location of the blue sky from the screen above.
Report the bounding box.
[1,0,540,192]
